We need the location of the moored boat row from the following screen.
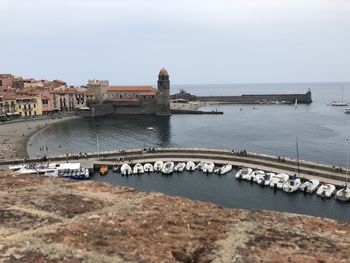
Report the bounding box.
[235,167,350,201]
[110,160,232,176]
[9,162,89,180]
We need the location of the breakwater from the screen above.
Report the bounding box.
[2,147,347,186]
[197,90,312,104]
[171,89,312,104]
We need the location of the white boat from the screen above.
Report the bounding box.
[133,163,144,174]
[174,162,186,172]
[217,164,232,175]
[235,168,253,179]
[317,184,336,198]
[345,108,350,114]
[270,173,289,189]
[121,163,132,176]
[195,161,207,171]
[186,161,196,171]
[335,185,350,201]
[331,86,347,106]
[44,169,58,177]
[260,173,275,186]
[299,179,320,193]
[335,153,350,201]
[36,163,58,174]
[143,163,154,173]
[18,167,38,174]
[8,164,26,171]
[162,161,174,175]
[202,162,215,173]
[249,170,265,182]
[283,178,301,193]
[154,161,164,172]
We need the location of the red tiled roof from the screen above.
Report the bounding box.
[2,92,35,101]
[86,88,95,96]
[107,86,157,92]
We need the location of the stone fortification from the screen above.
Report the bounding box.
[82,68,171,117]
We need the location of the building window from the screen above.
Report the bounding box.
[34,111,36,116]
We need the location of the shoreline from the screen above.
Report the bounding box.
[0,116,80,160]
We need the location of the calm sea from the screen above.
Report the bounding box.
[28,82,350,167]
[27,82,350,221]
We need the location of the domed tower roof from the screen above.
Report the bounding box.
[158,67,169,77]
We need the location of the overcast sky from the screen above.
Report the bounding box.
[0,0,349,85]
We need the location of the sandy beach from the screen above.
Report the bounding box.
[0,116,80,160]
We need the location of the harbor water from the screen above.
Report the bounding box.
[27,82,350,221]
[93,170,350,222]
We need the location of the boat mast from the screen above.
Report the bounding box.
[342,86,345,104]
[346,152,349,185]
[296,137,300,176]
[97,134,100,157]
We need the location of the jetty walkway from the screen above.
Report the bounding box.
[0,148,348,186]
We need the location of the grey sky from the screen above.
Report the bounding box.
[1,0,349,85]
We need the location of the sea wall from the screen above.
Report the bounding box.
[78,102,114,117]
[197,91,312,104]
[2,147,347,185]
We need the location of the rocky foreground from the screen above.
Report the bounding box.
[0,172,349,263]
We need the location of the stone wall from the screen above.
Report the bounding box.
[198,91,312,104]
[77,102,114,117]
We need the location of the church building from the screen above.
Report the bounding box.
[86,68,170,116]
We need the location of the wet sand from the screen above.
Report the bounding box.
[0,116,80,160]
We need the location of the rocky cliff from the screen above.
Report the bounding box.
[0,171,349,262]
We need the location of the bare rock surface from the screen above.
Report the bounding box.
[0,171,349,262]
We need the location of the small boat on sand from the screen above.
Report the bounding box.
[235,168,253,179]
[100,165,108,175]
[162,161,174,175]
[186,161,196,171]
[133,163,144,174]
[317,184,336,198]
[154,161,164,172]
[121,163,132,176]
[174,162,186,172]
[299,179,320,193]
[202,162,215,173]
[143,163,154,173]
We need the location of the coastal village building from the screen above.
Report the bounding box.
[86,67,170,116]
[2,93,43,117]
[0,67,170,118]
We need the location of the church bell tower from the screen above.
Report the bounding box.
[157,67,171,115]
